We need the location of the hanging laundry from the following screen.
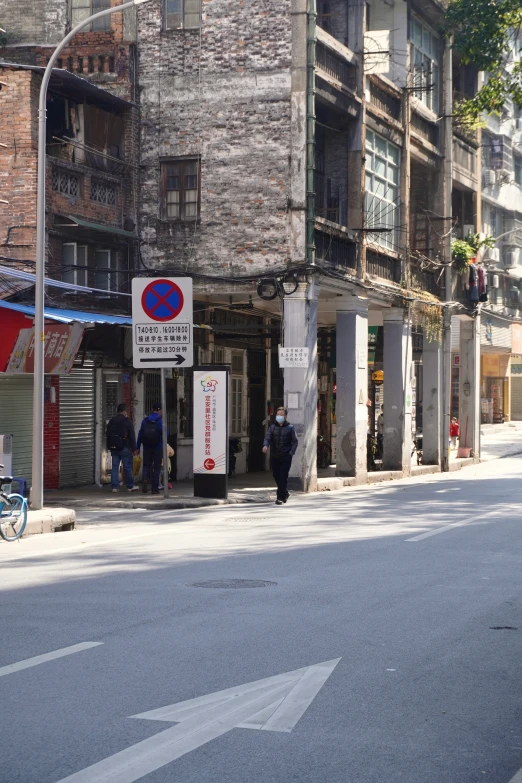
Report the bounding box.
[478,266,488,302]
[468,262,479,302]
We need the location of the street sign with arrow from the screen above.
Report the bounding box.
[55,658,341,783]
[131,277,193,369]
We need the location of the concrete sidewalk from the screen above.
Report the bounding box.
[36,422,522,519]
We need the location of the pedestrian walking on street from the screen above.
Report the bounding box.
[450,417,460,449]
[106,403,139,493]
[262,407,298,505]
[137,402,166,495]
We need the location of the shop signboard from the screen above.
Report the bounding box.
[193,367,229,499]
[6,323,84,374]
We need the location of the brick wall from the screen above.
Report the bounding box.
[0,0,133,47]
[0,66,139,285]
[0,68,39,263]
[138,0,295,277]
[0,0,136,101]
[44,376,60,490]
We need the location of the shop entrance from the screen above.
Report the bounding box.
[486,377,505,423]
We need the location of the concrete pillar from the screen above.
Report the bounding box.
[422,337,441,465]
[335,298,369,481]
[284,281,318,492]
[458,315,481,457]
[383,307,413,473]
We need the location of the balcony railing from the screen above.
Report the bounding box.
[315,229,357,271]
[366,250,401,283]
[369,80,401,122]
[411,267,442,298]
[316,42,356,91]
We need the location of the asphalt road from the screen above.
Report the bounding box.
[1,456,522,783]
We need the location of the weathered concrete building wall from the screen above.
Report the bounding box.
[0,0,67,46]
[0,0,136,101]
[138,0,300,277]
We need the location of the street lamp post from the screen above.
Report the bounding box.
[31,0,151,510]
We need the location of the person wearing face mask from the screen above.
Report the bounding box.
[262,407,298,505]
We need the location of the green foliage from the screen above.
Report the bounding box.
[444,0,522,122]
[452,238,474,273]
[451,234,496,273]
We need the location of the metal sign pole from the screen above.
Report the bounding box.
[161,368,169,499]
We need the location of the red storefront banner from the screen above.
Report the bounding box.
[6,323,84,374]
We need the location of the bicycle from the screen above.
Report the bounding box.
[0,464,28,542]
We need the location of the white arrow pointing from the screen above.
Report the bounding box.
[56,658,341,783]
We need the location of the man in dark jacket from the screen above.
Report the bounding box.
[106,403,138,493]
[262,407,298,505]
[136,402,165,495]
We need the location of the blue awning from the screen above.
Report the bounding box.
[0,299,132,325]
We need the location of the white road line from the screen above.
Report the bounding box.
[508,767,522,783]
[405,509,501,542]
[0,642,103,678]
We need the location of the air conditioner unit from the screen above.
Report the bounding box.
[483,247,500,263]
[504,251,518,268]
[0,434,13,477]
[483,169,496,186]
[491,274,500,288]
[463,224,475,238]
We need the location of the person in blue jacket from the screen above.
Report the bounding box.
[262,407,298,505]
[136,402,166,495]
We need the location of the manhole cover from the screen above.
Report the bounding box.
[189,579,277,589]
[490,626,518,630]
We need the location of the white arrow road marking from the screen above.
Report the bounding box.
[0,642,103,678]
[55,658,341,783]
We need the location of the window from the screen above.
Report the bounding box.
[62,243,87,287]
[515,156,522,187]
[90,179,116,206]
[162,159,200,220]
[410,17,439,114]
[164,0,201,30]
[52,169,80,197]
[71,0,111,32]
[365,130,400,251]
[94,249,118,291]
[231,377,243,436]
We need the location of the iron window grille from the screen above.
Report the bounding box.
[52,170,80,198]
[90,179,116,206]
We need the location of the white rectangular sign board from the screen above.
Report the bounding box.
[132,277,193,368]
[279,345,309,369]
[193,370,228,475]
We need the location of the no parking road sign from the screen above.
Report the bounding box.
[132,277,193,368]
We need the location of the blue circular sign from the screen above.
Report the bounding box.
[141,279,184,322]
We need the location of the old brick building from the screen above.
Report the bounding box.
[0,62,138,489]
[136,0,457,488]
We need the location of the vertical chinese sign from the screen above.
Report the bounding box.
[193,367,229,499]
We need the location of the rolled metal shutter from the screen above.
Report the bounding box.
[59,362,95,487]
[511,378,522,421]
[0,375,34,484]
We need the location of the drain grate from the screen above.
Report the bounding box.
[490,626,518,630]
[189,579,277,589]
